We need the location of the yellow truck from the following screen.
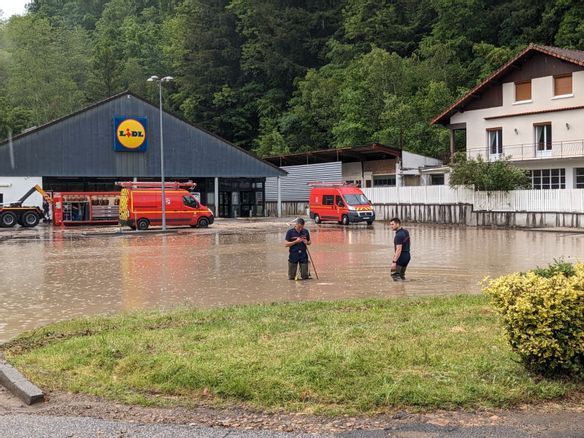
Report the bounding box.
[0,185,52,228]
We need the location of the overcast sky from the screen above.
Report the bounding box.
[1,0,28,18]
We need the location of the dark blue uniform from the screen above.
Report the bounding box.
[392,228,411,280]
[285,227,311,279]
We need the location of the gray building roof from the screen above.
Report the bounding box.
[0,92,285,178]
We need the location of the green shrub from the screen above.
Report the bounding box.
[483,262,584,377]
[531,259,575,279]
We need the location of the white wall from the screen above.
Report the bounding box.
[514,158,584,189]
[451,71,584,159]
[342,162,362,182]
[401,151,443,168]
[362,186,584,213]
[0,177,44,207]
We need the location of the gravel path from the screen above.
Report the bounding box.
[1,388,583,437]
[0,414,318,438]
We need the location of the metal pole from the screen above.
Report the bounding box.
[214,176,219,216]
[159,82,166,231]
[306,246,319,280]
[277,176,282,218]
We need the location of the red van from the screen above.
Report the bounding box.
[118,182,214,230]
[308,183,375,225]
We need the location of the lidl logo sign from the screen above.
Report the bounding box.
[114,117,148,151]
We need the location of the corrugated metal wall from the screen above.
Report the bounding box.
[0,93,284,178]
[265,162,342,201]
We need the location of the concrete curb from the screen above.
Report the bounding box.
[0,354,44,405]
[526,228,584,235]
[82,229,180,237]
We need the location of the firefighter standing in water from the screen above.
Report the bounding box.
[284,217,311,280]
[390,217,411,281]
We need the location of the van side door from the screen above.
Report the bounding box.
[322,194,335,220]
[335,195,346,220]
[182,195,200,225]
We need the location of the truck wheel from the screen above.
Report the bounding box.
[340,215,349,226]
[21,211,40,228]
[136,218,149,231]
[313,214,321,224]
[366,220,374,226]
[0,212,17,228]
[197,217,210,228]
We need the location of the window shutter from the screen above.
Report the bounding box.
[515,81,532,101]
[554,75,572,96]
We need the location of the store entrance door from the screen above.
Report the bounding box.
[240,191,256,217]
[219,191,232,217]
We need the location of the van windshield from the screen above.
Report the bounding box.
[344,194,369,206]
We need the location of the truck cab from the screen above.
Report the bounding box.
[308,183,375,225]
[0,185,52,229]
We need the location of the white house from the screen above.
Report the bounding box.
[433,44,584,190]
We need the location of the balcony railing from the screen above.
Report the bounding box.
[469,140,584,161]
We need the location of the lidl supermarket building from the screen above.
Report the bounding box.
[0,92,286,217]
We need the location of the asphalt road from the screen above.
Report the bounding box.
[3,412,584,438]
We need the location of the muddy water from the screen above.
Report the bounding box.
[1,223,583,342]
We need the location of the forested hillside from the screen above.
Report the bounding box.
[0,0,582,159]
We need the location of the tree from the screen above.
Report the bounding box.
[0,97,33,140]
[332,47,408,147]
[2,0,583,158]
[164,0,244,142]
[2,15,91,125]
[342,0,435,57]
[88,0,169,100]
[449,153,531,192]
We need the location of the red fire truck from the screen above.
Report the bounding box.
[117,181,214,230]
[52,192,120,226]
[308,182,375,225]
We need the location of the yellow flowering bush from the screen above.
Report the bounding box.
[483,263,584,376]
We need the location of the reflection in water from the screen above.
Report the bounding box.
[0,224,582,342]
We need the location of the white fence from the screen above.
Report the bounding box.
[362,186,584,213]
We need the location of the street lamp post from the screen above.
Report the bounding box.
[147,75,173,231]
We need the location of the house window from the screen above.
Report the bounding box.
[373,175,396,187]
[430,174,445,185]
[487,128,503,156]
[576,168,584,189]
[515,80,532,101]
[535,123,552,152]
[323,195,334,205]
[554,74,573,96]
[529,169,565,189]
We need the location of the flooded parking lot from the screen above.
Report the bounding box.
[1,220,583,342]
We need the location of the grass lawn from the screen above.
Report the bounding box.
[3,295,581,415]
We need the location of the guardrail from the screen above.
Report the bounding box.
[468,140,584,161]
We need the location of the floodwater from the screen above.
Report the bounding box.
[0,222,583,342]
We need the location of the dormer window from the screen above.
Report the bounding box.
[515,80,532,102]
[554,74,572,97]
